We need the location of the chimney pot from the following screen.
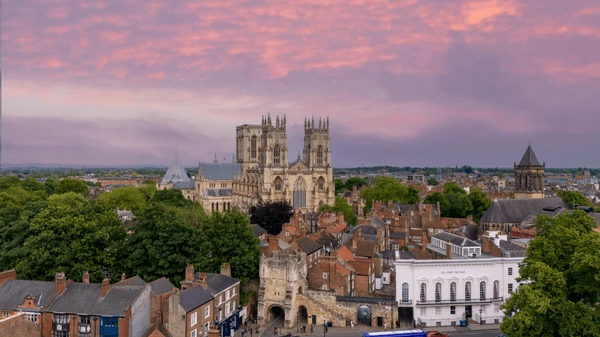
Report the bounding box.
[121,273,126,281]
[55,272,67,295]
[82,271,90,284]
[185,264,194,282]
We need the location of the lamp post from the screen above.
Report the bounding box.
[323,318,326,337]
[479,308,483,325]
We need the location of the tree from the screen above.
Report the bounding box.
[468,188,492,223]
[406,186,420,204]
[98,187,147,213]
[445,192,473,218]
[334,178,345,195]
[195,210,260,284]
[423,192,449,215]
[121,203,198,285]
[557,190,593,209]
[16,193,126,282]
[320,197,357,226]
[151,189,192,208]
[249,200,293,235]
[360,177,415,214]
[501,211,600,337]
[427,178,439,186]
[344,177,368,191]
[55,178,89,196]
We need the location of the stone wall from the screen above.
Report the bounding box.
[0,313,41,337]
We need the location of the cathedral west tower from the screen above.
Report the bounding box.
[514,145,545,199]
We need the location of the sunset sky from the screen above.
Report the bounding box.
[3,0,600,168]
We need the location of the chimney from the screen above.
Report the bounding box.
[352,233,359,249]
[376,227,382,246]
[220,263,231,278]
[0,270,16,286]
[102,278,110,297]
[387,200,393,208]
[337,212,344,226]
[121,273,126,281]
[82,271,90,284]
[269,237,279,254]
[436,202,441,215]
[185,264,194,282]
[55,272,67,295]
[197,273,208,289]
[445,240,452,259]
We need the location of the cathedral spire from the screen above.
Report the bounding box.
[213,153,218,164]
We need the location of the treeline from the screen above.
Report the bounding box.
[0,177,259,286]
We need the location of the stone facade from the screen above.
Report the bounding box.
[514,145,545,199]
[0,313,41,337]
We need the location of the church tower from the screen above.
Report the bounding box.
[260,114,288,167]
[514,145,545,199]
[303,116,331,168]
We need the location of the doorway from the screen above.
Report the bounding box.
[465,306,472,319]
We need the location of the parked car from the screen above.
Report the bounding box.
[426,331,449,337]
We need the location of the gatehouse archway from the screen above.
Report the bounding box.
[268,305,285,324]
[357,305,372,326]
[298,305,308,325]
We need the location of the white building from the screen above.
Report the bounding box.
[395,233,524,327]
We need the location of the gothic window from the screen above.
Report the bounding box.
[274,177,283,191]
[480,281,487,300]
[251,136,257,159]
[419,283,427,302]
[435,282,442,302]
[317,177,325,191]
[293,178,306,208]
[493,280,499,299]
[450,282,456,302]
[465,282,471,301]
[273,144,281,165]
[316,146,323,165]
[402,283,409,303]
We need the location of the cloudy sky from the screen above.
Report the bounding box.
[3,0,599,168]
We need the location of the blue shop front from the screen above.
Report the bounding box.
[217,307,242,337]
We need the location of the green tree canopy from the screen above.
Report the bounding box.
[360,177,416,214]
[468,188,492,223]
[151,188,193,208]
[501,211,600,337]
[334,178,345,195]
[557,190,594,209]
[194,210,260,284]
[344,177,369,191]
[423,192,449,214]
[320,197,357,226]
[55,178,89,196]
[249,200,294,235]
[121,202,198,285]
[98,186,147,213]
[427,178,439,186]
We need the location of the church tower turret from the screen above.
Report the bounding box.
[514,145,545,199]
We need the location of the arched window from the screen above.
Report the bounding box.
[274,177,283,191]
[251,136,257,159]
[211,203,214,213]
[419,283,427,302]
[228,202,231,210]
[465,282,471,301]
[435,282,442,303]
[450,282,456,302]
[402,283,409,303]
[293,178,306,208]
[480,281,486,300]
[316,145,323,165]
[317,177,325,191]
[216,203,219,212]
[273,144,281,165]
[493,280,499,299]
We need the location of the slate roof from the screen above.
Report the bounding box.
[453,225,479,241]
[92,285,146,316]
[117,276,146,287]
[0,280,57,311]
[350,225,377,235]
[174,181,195,190]
[498,240,527,258]
[150,277,175,295]
[251,224,267,237]
[193,273,240,297]
[198,163,242,181]
[49,283,102,314]
[203,188,233,197]
[179,286,213,312]
[433,232,480,247]
[296,237,322,255]
[389,232,406,239]
[162,153,192,184]
[518,145,542,166]
[480,198,568,224]
[355,240,376,257]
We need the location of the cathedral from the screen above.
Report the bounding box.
[231,115,335,212]
[514,145,545,199]
[159,115,335,213]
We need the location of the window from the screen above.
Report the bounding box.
[218,295,222,304]
[316,146,323,165]
[493,280,499,299]
[480,305,486,314]
[450,306,456,315]
[2,312,8,318]
[226,290,230,300]
[420,283,427,302]
[317,177,325,191]
[25,313,39,323]
[420,307,426,316]
[450,282,456,302]
[273,145,281,164]
[204,306,210,318]
[251,136,257,159]
[508,283,513,293]
[322,285,328,290]
[191,312,197,326]
[274,177,283,191]
[79,316,91,336]
[435,307,441,315]
[465,282,471,301]
[225,302,230,315]
[508,267,513,276]
[285,231,290,237]
[494,304,499,313]
[218,310,222,321]
[53,332,68,337]
[191,329,197,337]
[435,282,442,303]
[480,281,486,300]
[323,273,328,278]
[401,283,409,303]
[293,178,307,208]
[232,287,236,296]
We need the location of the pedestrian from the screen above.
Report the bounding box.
[245,319,248,327]
[310,324,313,333]
[351,320,354,328]
[242,329,246,337]
[383,323,386,330]
[274,327,278,335]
